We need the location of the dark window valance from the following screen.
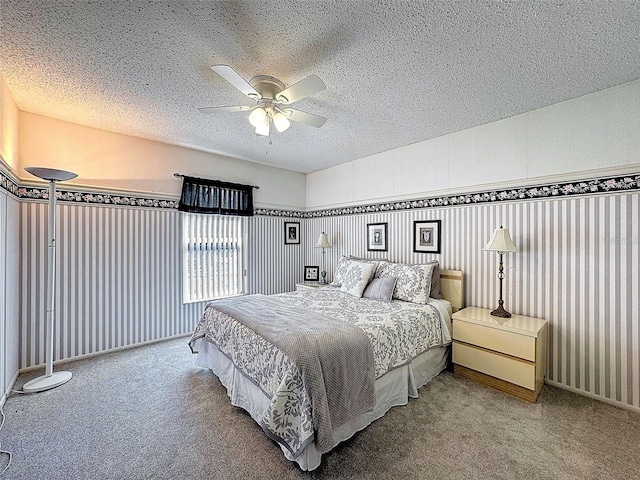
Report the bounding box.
[178,175,254,216]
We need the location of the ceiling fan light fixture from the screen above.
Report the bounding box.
[255,117,270,136]
[272,112,291,132]
[249,107,267,128]
[200,65,327,134]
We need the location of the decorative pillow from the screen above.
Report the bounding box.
[340,262,377,298]
[362,277,398,302]
[331,255,382,287]
[330,256,352,287]
[374,261,436,304]
[373,260,394,279]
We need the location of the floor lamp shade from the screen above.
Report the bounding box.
[22,167,77,393]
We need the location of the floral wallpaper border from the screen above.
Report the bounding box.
[1,168,639,218]
[17,184,179,209]
[304,173,640,218]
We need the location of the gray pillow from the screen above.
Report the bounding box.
[427,260,443,299]
[362,277,398,302]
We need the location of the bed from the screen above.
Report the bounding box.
[189,259,464,471]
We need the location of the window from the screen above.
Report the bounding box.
[182,213,247,303]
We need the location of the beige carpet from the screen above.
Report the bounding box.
[1,337,639,479]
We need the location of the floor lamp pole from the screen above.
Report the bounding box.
[23,167,77,393]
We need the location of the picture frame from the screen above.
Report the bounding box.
[304,265,319,281]
[413,220,441,254]
[284,221,300,244]
[367,222,388,251]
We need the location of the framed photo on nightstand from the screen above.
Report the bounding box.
[304,265,319,281]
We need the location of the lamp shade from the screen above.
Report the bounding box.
[315,232,332,248]
[272,111,291,132]
[254,117,270,136]
[249,107,268,128]
[25,166,78,182]
[483,227,517,253]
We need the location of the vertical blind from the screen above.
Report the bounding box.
[182,213,247,303]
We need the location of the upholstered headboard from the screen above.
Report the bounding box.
[439,269,464,312]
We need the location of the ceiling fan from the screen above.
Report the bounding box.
[199,65,327,136]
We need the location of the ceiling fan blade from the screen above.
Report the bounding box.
[276,75,326,104]
[198,105,253,113]
[285,108,327,128]
[211,65,261,99]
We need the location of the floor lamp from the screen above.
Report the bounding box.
[23,167,77,393]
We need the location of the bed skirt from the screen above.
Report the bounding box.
[193,338,450,471]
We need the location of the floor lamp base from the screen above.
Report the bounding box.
[23,371,72,393]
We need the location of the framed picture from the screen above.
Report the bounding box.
[304,265,319,281]
[367,222,388,251]
[284,221,300,244]
[413,220,441,254]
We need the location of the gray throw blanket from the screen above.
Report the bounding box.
[212,294,376,454]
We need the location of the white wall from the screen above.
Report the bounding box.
[18,112,306,211]
[307,80,640,209]
[0,75,19,170]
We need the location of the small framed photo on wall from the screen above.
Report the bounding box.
[367,222,388,251]
[304,265,319,281]
[413,220,441,254]
[284,221,300,244]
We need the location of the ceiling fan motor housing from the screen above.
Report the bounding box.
[249,75,287,101]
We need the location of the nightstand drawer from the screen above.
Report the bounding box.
[453,320,536,362]
[453,342,536,390]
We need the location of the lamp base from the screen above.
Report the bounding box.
[23,371,72,393]
[490,305,512,318]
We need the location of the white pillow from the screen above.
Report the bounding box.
[331,255,380,287]
[340,262,377,298]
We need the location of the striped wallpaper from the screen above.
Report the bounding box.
[18,202,302,369]
[304,192,639,410]
[14,188,640,411]
[19,203,207,367]
[247,215,305,295]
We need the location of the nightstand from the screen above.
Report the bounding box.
[452,306,548,402]
[295,282,324,291]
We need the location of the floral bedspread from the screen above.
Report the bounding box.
[189,287,451,456]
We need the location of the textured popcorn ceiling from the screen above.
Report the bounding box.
[1,1,639,174]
